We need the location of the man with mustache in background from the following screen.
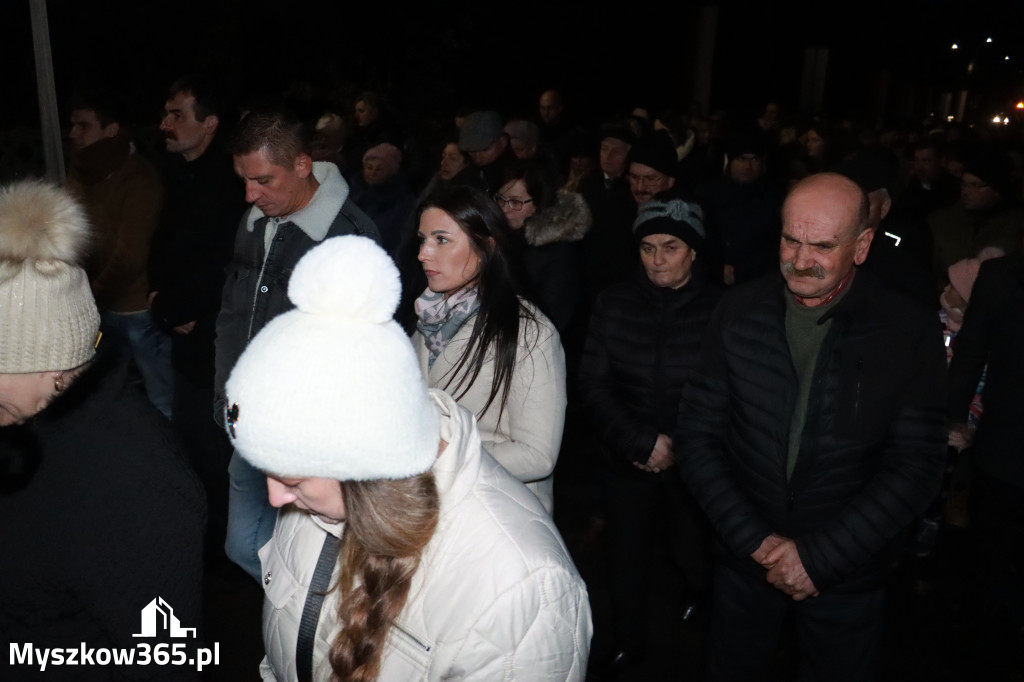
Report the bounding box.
[677,173,948,681]
[149,74,246,560]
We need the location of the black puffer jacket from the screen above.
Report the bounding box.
[579,265,721,471]
[0,345,206,680]
[948,252,1024,489]
[677,269,947,592]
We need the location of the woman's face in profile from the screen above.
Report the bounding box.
[416,208,482,298]
[803,130,826,159]
[495,180,536,231]
[266,475,346,523]
[0,372,58,426]
[439,144,468,182]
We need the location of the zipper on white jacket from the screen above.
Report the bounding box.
[393,624,432,652]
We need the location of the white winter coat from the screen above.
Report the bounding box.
[412,303,566,513]
[257,390,591,681]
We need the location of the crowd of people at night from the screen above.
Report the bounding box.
[1,75,1022,681]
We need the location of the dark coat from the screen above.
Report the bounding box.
[349,173,416,256]
[0,346,206,680]
[579,266,721,471]
[577,171,637,304]
[948,252,1024,489]
[696,175,783,284]
[676,269,947,592]
[150,145,247,384]
[513,191,592,339]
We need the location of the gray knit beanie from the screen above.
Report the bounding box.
[0,181,100,373]
[633,194,706,250]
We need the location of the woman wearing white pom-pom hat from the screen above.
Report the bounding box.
[411,186,567,513]
[224,236,590,681]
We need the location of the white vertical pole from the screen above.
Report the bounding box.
[29,0,65,184]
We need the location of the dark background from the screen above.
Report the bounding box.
[2,1,1024,130]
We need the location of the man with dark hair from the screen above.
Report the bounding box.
[158,74,225,161]
[678,173,946,681]
[148,75,246,557]
[66,88,171,417]
[893,137,959,222]
[217,109,380,580]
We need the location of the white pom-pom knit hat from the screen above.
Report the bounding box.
[224,235,440,481]
[0,180,100,373]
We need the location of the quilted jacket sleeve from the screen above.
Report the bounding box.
[794,319,947,590]
[481,318,567,484]
[676,301,775,558]
[448,567,592,681]
[578,297,658,464]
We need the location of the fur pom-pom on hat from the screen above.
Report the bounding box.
[0,180,91,265]
[0,180,99,373]
[226,235,440,482]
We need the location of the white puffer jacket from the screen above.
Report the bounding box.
[257,390,591,681]
[412,303,566,514]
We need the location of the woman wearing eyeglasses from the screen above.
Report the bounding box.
[494,161,592,339]
[413,185,566,514]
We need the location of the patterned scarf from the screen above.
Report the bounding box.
[414,286,480,369]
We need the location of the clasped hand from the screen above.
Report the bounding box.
[750,533,819,601]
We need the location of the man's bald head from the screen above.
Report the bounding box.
[779,173,874,306]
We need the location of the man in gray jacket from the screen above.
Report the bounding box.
[215,109,380,580]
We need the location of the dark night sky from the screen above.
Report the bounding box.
[3,0,1024,130]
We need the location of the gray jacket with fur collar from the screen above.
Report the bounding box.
[214,162,379,398]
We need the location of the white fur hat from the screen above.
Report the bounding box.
[225,235,439,481]
[0,180,100,373]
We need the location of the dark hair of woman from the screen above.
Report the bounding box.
[501,160,557,211]
[417,185,536,420]
[329,472,440,681]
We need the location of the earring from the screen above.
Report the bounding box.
[54,373,66,393]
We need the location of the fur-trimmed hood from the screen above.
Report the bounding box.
[523,191,592,247]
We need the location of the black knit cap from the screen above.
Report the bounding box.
[627,130,677,177]
[633,192,705,249]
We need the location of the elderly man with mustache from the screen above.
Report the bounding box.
[676,173,947,682]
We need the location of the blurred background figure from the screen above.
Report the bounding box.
[350,142,416,256]
[496,161,592,339]
[66,88,172,418]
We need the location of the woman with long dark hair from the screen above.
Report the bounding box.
[224,236,590,680]
[412,186,567,513]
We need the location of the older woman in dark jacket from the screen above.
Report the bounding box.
[578,194,720,674]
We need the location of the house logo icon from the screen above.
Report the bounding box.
[132,597,197,638]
